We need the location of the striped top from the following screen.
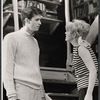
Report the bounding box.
[72,45,98,91]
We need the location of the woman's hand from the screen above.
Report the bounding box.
[84,93,93,100]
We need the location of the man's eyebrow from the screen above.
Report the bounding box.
[35,18,41,20]
[35,17,42,20]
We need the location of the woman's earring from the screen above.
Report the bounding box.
[72,33,77,38]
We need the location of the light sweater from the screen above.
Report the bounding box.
[3,28,43,98]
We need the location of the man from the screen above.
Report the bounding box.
[3,6,46,100]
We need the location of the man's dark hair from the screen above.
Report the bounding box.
[21,6,43,25]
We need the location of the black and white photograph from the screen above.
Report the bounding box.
[2,0,99,100]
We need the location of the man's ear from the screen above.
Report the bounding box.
[25,18,30,24]
[72,32,77,38]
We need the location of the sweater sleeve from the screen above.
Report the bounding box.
[3,34,17,98]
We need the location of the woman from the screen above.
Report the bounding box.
[65,19,98,100]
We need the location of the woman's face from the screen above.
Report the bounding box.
[65,30,73,42]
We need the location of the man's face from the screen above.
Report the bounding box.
[27,15,42,32]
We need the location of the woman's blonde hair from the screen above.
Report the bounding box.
[66,19,90,39]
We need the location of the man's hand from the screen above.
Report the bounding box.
[8,97,17,100]
[42,97,46,100]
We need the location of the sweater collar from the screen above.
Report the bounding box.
[21,27,33,36]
